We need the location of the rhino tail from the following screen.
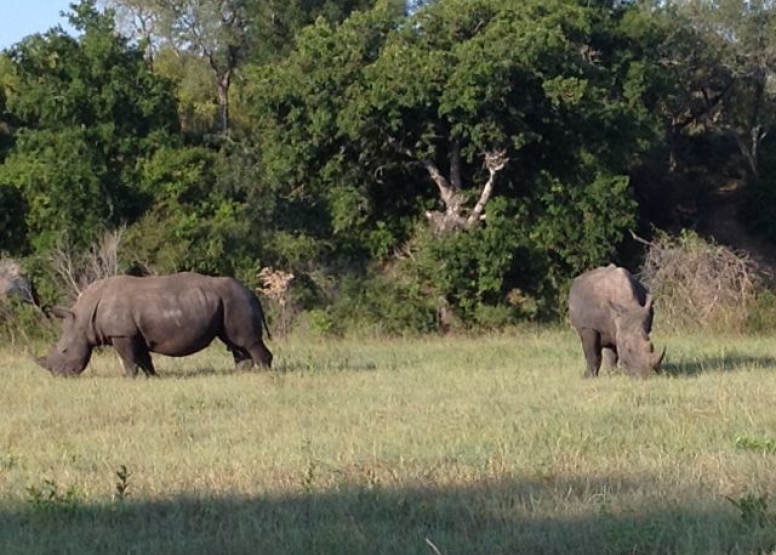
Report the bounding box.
[261,307,273,341]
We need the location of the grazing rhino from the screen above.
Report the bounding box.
[35,272,273,377]
[0,259,37,306]
[568,264,665,378]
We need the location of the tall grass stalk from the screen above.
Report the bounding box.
[2,328,776,554]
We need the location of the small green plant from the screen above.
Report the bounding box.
[300,309,338,337]
[0,448,18,470]
[26,479,79,513]
[735,436,776,454]
[745,289,776,334]
[727,493,773,528]
[114,465,131,501]
[0,297,54,344]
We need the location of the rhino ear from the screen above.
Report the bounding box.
[49,306,74,320]
[644,293,654,312]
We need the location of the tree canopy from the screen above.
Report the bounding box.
[1,0,775,332]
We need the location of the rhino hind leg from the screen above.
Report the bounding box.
[113,337,158,378]
[247,341,273,369]
[578,329,602,378]
[230,347,254,372]
[220,334,273,371]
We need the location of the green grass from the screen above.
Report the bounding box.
[3,327,776,554]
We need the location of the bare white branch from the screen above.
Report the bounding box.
[467,149,508,227]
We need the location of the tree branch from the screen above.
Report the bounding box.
[450,140,462,190]
[467,149,508,227]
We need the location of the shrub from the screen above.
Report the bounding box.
[328,273,438,337]
[744,289,776,334]
[639,230,765,333]
[0,297,54,345]
[46,229,124,303]
[0,257,53,344]
[294,308,342,338]
[257,267,297,336]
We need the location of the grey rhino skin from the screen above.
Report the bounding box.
[568,264,665,378]
[0,268,36,305]
[36,272,272,377]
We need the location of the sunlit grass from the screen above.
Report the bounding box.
[2,328,776,554]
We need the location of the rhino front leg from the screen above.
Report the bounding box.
[602,347,618,373]
[578,329,602,378]
[136,349,157,378]
[113,337,158,378]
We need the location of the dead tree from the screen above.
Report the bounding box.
[406,141,509,235]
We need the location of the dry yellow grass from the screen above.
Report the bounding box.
[2,328,776,554]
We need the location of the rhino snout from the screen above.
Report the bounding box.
[33,347,91,377]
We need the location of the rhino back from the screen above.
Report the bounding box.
[80,273,260,347]
[568,265,649,330]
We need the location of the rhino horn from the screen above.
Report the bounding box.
[33,355,53,373]
[652,345,666,371]
[645,293,654,312]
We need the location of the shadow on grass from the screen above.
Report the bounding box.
[661,351,776,377]
[1,475,771,555]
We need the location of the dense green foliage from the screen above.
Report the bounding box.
[2,0,775,332]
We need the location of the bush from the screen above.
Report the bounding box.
[0,298,55,345]
[744,289,776,334]
[640,230,765,333]
[327,273,438,337]
[293,308,343,338]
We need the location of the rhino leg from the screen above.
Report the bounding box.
[247,340,273,369]
[602,347,618,372]
[113,337,158,378]
[578,329,602,378]
[221,334,272,370]
[230,347,254,372]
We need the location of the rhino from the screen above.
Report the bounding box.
[35,272,273,377]
[0,259,37,306]
[568,264,665,378]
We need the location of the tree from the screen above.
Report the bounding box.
[101,0,403,135]
[672,0,776,177]
[0,56,27,255]
[0,0,180,250]
[248,0,656,317]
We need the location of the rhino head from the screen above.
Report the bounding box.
[610,296,665,377]
[35,306,92,376]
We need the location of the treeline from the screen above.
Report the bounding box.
[1,0,775,334]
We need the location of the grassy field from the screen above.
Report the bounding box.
[2,327,776,554]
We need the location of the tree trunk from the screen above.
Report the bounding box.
[422,147,508,235]
[216,69,231,135]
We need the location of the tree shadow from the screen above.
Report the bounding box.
[661,351,776,377]
[1,473,770,555]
